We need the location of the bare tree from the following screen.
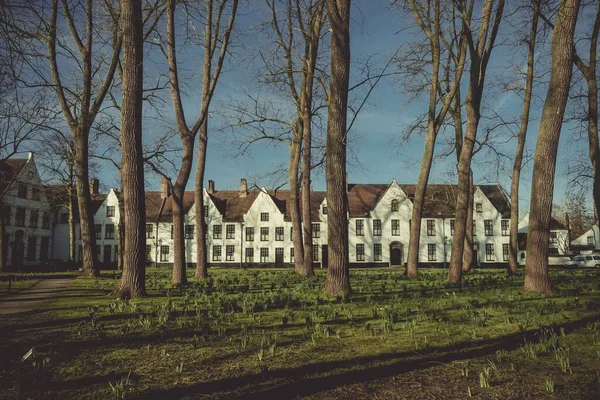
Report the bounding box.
[324,0,351,297]
[115,0,146,299]
[400,0,468,278]
[447,0,505,283]
[525,0,580,294]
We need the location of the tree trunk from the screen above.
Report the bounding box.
[116,0,146,299]
[462,170,474,272]
[290,120,305,274]
[301,127,314,277]
[172,174,190,286]
[525,0,579,294]
[74,130,99,277]
[509,0,539,276]
[195,121,209,279]
[0,205,5,271]
[324,0,351,298]
[68,188,76,262]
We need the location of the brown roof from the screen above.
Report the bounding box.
[0,158,27,195]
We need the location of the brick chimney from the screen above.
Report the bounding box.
[239,178,247,198]
[89,178,99,196]
[161,176,171,199]
[208,180,215,194]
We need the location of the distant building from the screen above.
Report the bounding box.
[516,212,571,264]
[571,225,600,254]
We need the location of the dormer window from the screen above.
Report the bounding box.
[323,205,328,215]
[106,206,115,217]
[260,212,269,222]
[391,199,399,212]
[475,202,483,213]
[17,183,27,199]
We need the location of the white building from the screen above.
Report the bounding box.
[571,225,600,254]
[1,153,54,269]
[516,212,571,265]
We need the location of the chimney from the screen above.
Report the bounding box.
[89,178,99,196]
[208,180,215,194]
[239,178,247,198]
[28,151,34,161]
[161,176,171,199]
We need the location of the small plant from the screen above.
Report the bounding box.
[459,361,469,377]
[555,347,572,374]
[175,361,184,374]
[496,349,508,363]
[109,372,132,400]
[479,371,490,388]
[520,340,538,359]
[545,377,555,393]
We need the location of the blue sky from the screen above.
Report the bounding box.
[87,0,593,214]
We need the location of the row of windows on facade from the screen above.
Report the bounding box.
[2,206,51,229]
[145,242,510,263]
[3,234,51,261]
[142,223,323,241]
[15,183,42,201]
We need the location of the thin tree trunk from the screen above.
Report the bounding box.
[462,170,474,272]
[116,0,146,299]
[290,120,305,274]
[509,0,539,276]
[301,120,314,276]
[68,187,76,262]
[525,0,579,294]
[324,0,351,298]
[195,121,209,279]
[0,205,5,271]
[172,176,190,286]
[448,0,504,283]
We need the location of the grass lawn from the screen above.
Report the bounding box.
[1,267,600,399]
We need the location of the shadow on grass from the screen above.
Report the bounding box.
[132,313,600,400]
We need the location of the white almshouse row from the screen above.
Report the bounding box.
[0,154,581,269]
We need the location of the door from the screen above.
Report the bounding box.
[103,245,112,265]
[11,230,24,270]
[322,245,328,268]
[275,247,284,267]
[390,242,402,266]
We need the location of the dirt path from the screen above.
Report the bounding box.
[0,278,75,316]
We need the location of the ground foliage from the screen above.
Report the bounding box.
[1,268,600,399]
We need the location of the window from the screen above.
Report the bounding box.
[501,220,509,236]
[549,231,558,244]
[27,236,37,261]
[484,220,493,236]
[356,219,364,236]
[3,206,10,225]
[106,206,115,217]
[17,183,27,199]
[245,248,254,263]
[428,244,436,261]
[275,227,284,241]
[588,236,595,245]
[226,245,235,261]
[260,227,269,241]
[184,224,194,239]
[290,248,294,263]
[105,224,115,239]
[427,220,435,236]
[485,244,495,261]
[391,219,400,236]
[95,245,100,257]
[313,246,319,262]
[40,237,50,261]
[260,212,269,222]
[520,252,525,260]
[246,227,254,241]
[290,227,293,239]
[31,187,40,201]
[373,219,382,236]
[473,219,477,235]
[60,212,69,224]
[391,199,399,211]
[503,243,509,261]
[95,224,102,239]
[145,224,154,238]
[322,205,328,215]
[203,205,209,218]
[312,223,320,238]
[260,247,269,263]
[212,245,222,261]
[213,224,222,239]
[160,245,169,262]
[114,246,119,262]
[171,225,174,239]
[42,212,50,229]
[356,243,365,261]
[374,243,382,261]
[450,220,455,236]
[146,245,152,261]
[29,210,39,228]
[475,202,483,212]
[103,245,112,263]
[226,224,235,239]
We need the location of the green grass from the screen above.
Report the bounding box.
[1,267,600,399]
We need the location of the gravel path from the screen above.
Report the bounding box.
[0,278,75,316]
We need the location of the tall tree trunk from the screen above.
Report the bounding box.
[195,121,209,279]
[116,0,146,299]
[290,120,305,274]
[75,131,99,276]
[462,170,474,272]
[324,0,351,297]
[525,0,579,294]
[301,119,314,277]
[509,0,539,276]
[0,205,5,271]
[172,163,191,286]
[448,0,504,283]
[68,188,76,262]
